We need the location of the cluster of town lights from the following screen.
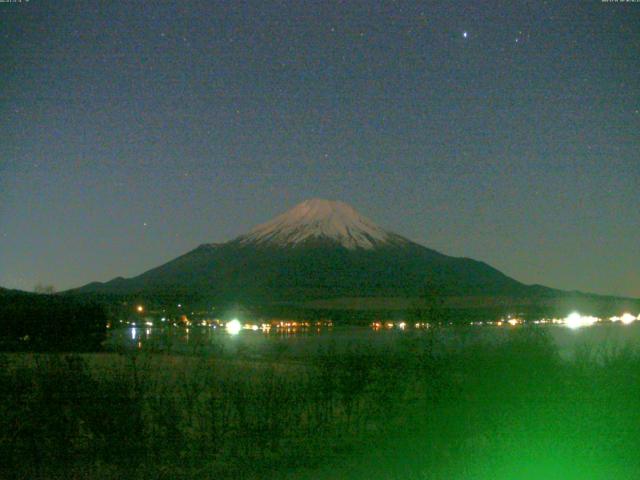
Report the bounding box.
[223,319,333,335]
[128,304,639,335]
[558,312,639,329]
[611,313,638,325]
[368,313,640,331]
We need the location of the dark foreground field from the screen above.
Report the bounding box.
[2,327,640,479]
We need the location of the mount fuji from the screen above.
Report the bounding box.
[236,199,407,250]
[74,199,635,315]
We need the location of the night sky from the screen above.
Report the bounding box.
[1,1,638,297]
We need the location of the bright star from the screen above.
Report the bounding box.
[463,31,468,39]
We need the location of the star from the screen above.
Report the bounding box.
[463,31,468,39]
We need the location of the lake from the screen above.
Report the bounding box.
[106,321,640,360]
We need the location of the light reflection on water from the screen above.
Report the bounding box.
[107,322,640,359]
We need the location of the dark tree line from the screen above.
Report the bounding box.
[0,291,107,351]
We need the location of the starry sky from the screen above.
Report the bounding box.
[1,0,639,297]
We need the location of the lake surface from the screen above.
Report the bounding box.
[107,322,640,360]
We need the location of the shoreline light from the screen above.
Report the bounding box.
[610,313,637,324]
[226,319,242,335]
[565,312,599,330]
[620,313,636,325]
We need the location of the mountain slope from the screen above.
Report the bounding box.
[74,198,543,305]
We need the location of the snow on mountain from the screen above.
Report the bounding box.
[237,198,399,249]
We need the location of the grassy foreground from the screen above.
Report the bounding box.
[2,327,640,479]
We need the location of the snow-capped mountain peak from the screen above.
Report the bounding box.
[237,198,396,249]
